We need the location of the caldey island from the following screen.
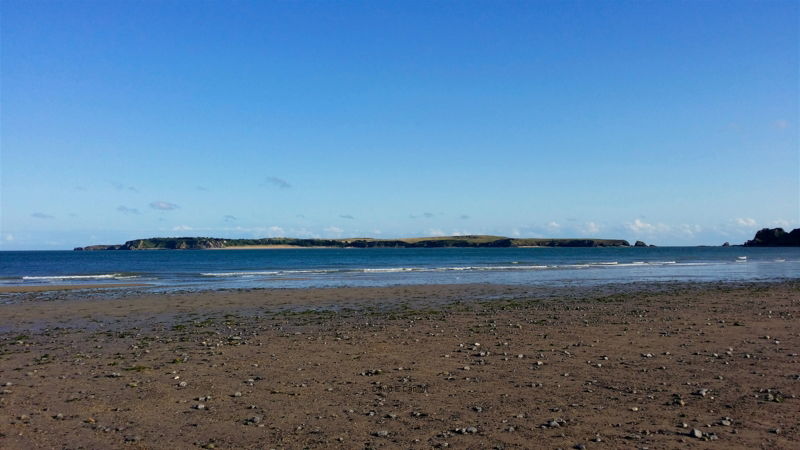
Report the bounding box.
[74,235,632,250]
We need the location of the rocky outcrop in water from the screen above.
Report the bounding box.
[743,228,800,246]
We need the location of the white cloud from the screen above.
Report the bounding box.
[772,219,791,228]
[625,219,671,234]
[735,217,757,227]
[582,221,600,234]
[266,226,285,237]
[172,225,193,231]
[324,226,344,237]
[546,221,561,232]
[676,224,702,236]
[4,234,13,242]
[775,119,789,129]
[428,228,445,237]
[150,201,179,211]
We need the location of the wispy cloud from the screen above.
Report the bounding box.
[150,201,179,211]
[774,119,789,129]
[110,181,139,193]
[582,221,600,234]
[546,221,561,232]
[117,205,140,215]
[223,215,237,222]
[172,225,193,231]
[428,228,445,237]
[625,219,671,234]
[735,217,757,227]
[410,212,436,219]
[339,214,355,220]
[266,226,285,237]
[459,214,470,220]
[31,212,55,219]
[196,186,209,191]
[263,176,291,189]
[324,226,344,237]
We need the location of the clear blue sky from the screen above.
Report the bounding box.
[1,0,797,249]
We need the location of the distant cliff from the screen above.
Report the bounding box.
[743,228,800,247]
[74,235,632,250]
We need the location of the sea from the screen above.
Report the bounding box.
[1,247,798,292]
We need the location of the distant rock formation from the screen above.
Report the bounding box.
[721,242,730,247]
[743,228,800,247]
[634,240,647,247]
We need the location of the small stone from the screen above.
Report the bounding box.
[690,429,703,439]
[373,430,389,437]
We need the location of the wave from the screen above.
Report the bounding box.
[21,273,138,281]
[198,261,698,278]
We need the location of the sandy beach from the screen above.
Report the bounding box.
[0,281,797,449]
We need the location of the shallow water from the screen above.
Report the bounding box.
[2,247,799,291]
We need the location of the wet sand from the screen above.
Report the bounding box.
[0,281,797,448]
[0,284,151,294]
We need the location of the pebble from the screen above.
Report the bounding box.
[373,430,389,437]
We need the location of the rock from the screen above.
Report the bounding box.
[694,388,709,397]
[722,242,730,247]
[690,429,703,439]
[372,430,389,437]
[634,240,647,247]
[744,227,800,246]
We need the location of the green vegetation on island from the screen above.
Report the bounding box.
[74,235,632,251]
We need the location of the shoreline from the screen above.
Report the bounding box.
[0,283,151,294]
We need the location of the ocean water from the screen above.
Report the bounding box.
[1,247,798,292]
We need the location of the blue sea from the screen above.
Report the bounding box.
[1,247,798,292]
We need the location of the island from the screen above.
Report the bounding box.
[743,227,800,246]
[74,235,632,250]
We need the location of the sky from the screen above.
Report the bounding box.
[1,0,798,249]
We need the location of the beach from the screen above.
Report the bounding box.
[0,281,797,449]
